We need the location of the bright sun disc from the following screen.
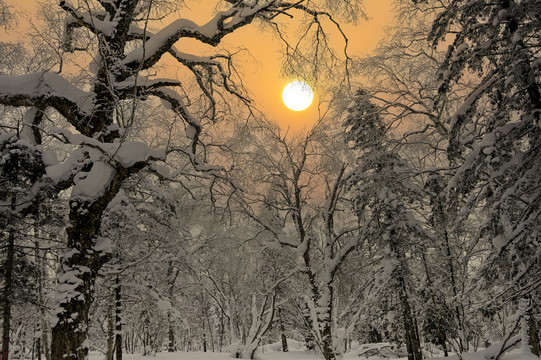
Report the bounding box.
[282,81,313,111]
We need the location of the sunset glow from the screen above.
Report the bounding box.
[282,81,313,111]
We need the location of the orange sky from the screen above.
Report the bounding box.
[221,0,393,132]
[4,0,393,132]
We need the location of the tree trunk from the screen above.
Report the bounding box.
[400,284,422,360]
[167,321,175,352]
[278,308,288,352]
[414,317,422,354]
[301,304,315,352]
[528,313,540,356]
[207,313,215,352]
[35,231,50,360]
[521,298,541,357]
[202,294,207,353]
[36,333,41,360]
[2,197,15,360]
[106,302,115,360]
[393,240,421,360]
[421,250,448,357]
[167,261,177,353]
[303,269,336,360]
[443,231,467,353]
[50,200,114,360]
[430,176,463,355]
[202,331,207,352]
[315,289,336,360]
[40,306,50,360]
[115,275,122,360]
[219,310,224,351]
[49,154,145,360]
[33,220,42,360]
[438,319,449,357]
[320,321,336,360]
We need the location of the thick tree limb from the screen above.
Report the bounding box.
[123,1,279,71]
[0,72,93,134]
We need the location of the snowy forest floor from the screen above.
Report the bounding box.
[87,348,538,360]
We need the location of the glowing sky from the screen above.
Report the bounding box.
[219,0,393,131]
[4,0,393,132]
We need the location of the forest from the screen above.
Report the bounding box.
[0,0,540,360]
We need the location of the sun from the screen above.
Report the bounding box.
[282,81,313,111]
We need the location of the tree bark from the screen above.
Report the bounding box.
[36,334,41,360]
[219,310,224,351]
[202,320,207,353]
[106,302,115,360]
[50,206,110,360]
[528,313,540,356]
[115,274,122,360]
[2,197,15,360]
[521,298,541,357]
[34,224,50,360]
[443,231,467,353]
[400,283,422,360]
[390,230,422,360]
[207,313,215,352]
[167,262,177,353]
[420,250,448,356]
[167,322,175,353]
[278,308,288,352]
[50,161,145,360]
[320,322,336,360]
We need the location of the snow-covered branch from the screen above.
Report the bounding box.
[59,1,110,37]
[123,1,278,71]
[0,72,92,133]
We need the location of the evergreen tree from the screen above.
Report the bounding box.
[430,0,541,354]
[345,90,425,360]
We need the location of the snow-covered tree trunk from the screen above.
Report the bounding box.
[297,227,336,360]
[316,289,336,360]
[420,251,448,357]
[520,298,541,357]
[167,262,178,353]
[202,319,207,353]
[50,175,143,360]
[167,320,175,353]
[238,294,276,359]
[443,232,468,353]
[1,198,15,360]
[388,225,422,360]
[34,223,51,360]
[278,308,288,352]
[528,315,540,356]
[106,302,115,360]
[297,165,353,360]
[207,315,215,353]
[49,1,153,355]
[399,279,422,360]
[114,274,122,360]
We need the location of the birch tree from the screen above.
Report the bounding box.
[344,90,426,360]
[234,120,361,360]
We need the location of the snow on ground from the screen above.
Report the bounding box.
[88,350,355,360]
[424,348,540,360]
[89,351,321,360]
[88,347,539,360]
